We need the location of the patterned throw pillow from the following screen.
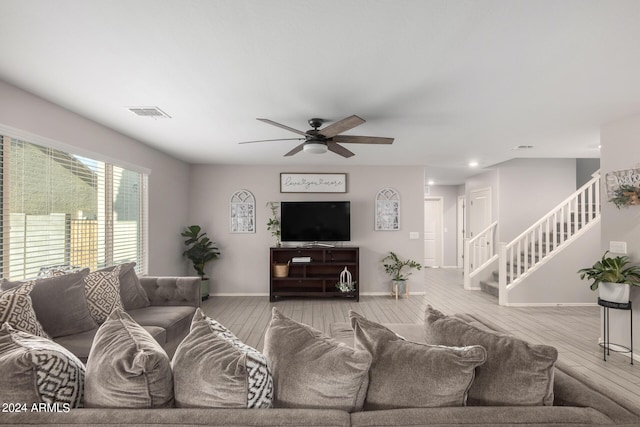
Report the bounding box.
[0,282,49,338]
[0,323,85,408]
[83,265,124,324]
[172,308,273,408]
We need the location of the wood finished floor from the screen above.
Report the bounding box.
[201,267,640,408]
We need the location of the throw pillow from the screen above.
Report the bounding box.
[0,323,84,408]
[263,307,371,412]
[83,265,124,324]
[84,309,174,408]
[424,305,558,406]
[172,308,273,408]
[96,263,150,310]
[350,311,486,410]
[1,270,97,338]
[0,282,49,338]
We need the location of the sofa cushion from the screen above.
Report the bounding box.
[0,323,85,408]
[97,262,150,310]
[84,310,173,408]
[54,325,167,363]
[424,305,558,406]
[0,282,49,338]
[1,270,98,338]
[263,308,371,412]
[350,311,486,410]
[83,265,124,324]
[127,305,195,346]
[172,308,273,408]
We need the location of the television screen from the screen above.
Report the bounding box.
[280,201,350,242]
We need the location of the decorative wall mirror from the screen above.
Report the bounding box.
[230,189,255,233]
[375,188,400,231]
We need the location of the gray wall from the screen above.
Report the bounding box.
[188,165,425,295]
[576,158,600,187]
[495,158,576,243]
[0,80,191,276]
[600,114,640,356]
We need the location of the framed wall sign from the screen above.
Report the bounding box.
[230,189,255,233]
[280,173,347,193]
[605,167,640,208]
[375,188,400,231]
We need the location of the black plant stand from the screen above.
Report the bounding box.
[598,298,633,365]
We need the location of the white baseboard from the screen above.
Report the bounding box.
[361,291,426,296]
[209,293,269,297]
[504,302,598,307]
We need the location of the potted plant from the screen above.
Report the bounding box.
[382,251,422,298]
[578,251,640,303]
[266,202,281,247]
[181,225,221,300]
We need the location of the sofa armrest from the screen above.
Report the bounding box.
[139,276,201,308]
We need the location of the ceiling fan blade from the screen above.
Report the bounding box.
[239,137,304,144]
[319,115,366,138]
[327,142,355,158]
[284,143,305,157]
[332,135,394,145]
[257,118,307,136]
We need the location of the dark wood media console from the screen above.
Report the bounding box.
[269,246,359,302]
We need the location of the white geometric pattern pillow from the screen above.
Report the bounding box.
[0,323,85,408]
[0,281,49,338]
[83,265,123,324]
[172,308,273,409]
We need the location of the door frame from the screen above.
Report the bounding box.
[469,187,492,238]
[457,195,466,268]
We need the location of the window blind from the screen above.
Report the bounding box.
[0,136,148,280]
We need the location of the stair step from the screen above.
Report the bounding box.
[480,280,499,298]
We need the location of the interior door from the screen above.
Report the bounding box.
[424,198,443,267]
[457,195,465,268]
[469,188,492,264]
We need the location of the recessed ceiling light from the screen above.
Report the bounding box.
[427,180,435,186]
[512,145,534,150]
[127,106,171,119]
[468,161,479,167]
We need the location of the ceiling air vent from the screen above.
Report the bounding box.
[127,106,171,119]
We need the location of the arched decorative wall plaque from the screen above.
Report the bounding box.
[230,189,255,233]
[375,188,400,231]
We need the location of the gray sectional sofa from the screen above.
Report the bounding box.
[0,270,640,427]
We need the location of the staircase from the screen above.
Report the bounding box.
[467,172,601,305]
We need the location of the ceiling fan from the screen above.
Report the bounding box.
[239,115,394,158]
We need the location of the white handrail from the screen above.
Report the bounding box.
[499,172,600,301]
[463,221,498,289]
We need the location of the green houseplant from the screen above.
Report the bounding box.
[609,185,640,209]
[578,251,640,303]
[266,202,281,247]
[182,225,221,300]
[382,251,422,297]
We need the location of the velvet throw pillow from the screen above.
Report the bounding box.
[424,305,558,406]
[84,310,174,408]
[83,265,124,324]
[0,323,85,408]
[350,311,486,410]
[172,308,273,408]
[0,282,49,338]
[263,308,371,412]
[1,270,97,338]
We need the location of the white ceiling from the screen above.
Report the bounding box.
[1,0,638,184]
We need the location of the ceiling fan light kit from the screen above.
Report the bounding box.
[303,142,328,154]
[239,115,394,158]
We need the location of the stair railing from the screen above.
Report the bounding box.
[498,171,600,305]
[463,221,498,289]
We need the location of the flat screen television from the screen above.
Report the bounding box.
[280,201,350,243]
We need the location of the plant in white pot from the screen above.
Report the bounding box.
[182,225,221,301]
[382,251,422,298]
[578,251,640,303]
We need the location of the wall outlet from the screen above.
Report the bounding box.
[609,241,627,254]
[409,232,420,240]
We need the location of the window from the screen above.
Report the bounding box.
[0,135,148,280]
